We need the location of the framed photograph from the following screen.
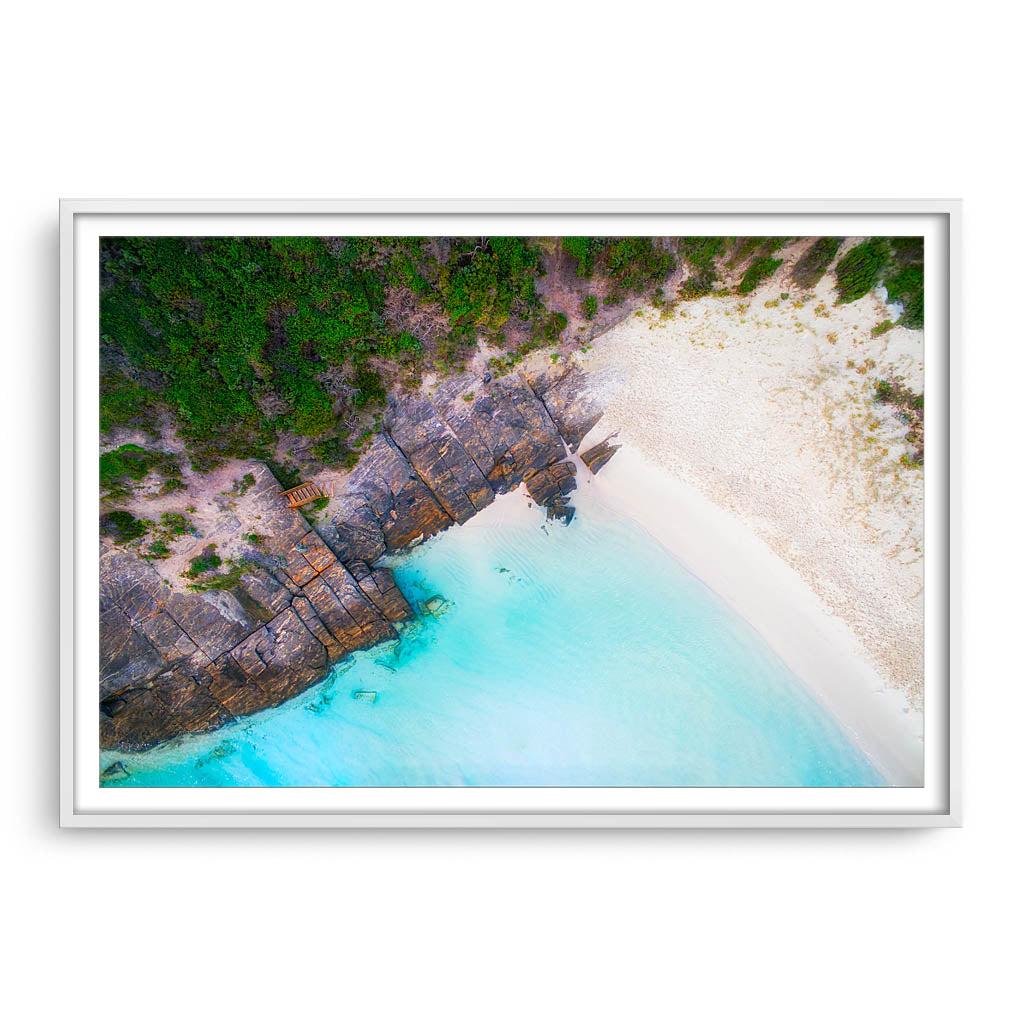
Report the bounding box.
[60,199,960,827]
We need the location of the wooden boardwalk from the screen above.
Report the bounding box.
[281,482,326,509]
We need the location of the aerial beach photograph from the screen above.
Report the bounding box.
[96,233,926,788]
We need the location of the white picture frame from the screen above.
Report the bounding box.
[61,199,961,828]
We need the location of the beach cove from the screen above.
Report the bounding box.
[99,237,925,787]
[100,483,886,787]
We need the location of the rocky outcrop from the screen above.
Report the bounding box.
[100,358,616,752]
[316,433,453,565]
[100,499,411,751]
[523,363,624,452]
[380,370,581,522]
[581,433,621,475]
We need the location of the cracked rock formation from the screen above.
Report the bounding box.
[100,360,619,751]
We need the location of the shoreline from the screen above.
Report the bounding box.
[572,443,922,785]
[557,244,926,785]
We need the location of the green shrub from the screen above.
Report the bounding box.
[146,540,171,559]
[542,311,568,342]
[738,257,783,294]
[599,238,675,296]
[100,510,149,542]
[185,557,256,592]
[676,239,724,297]
[582,294,598,319]
[835,238,890,303]
[350,365,386,409]
[184,545,222,579]
[100,444,181,499]
[883,255,924,329]
[563,237,603,278]
[159,511,194,535]
[99,372,159,435]
[267,460,302,489]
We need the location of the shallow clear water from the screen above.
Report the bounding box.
[101,499,883,787]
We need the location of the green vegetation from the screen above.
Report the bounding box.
[184,555,257,592]
[100,444,181,500]
[100,234,924,513]
[563,237,602,278]
[791,237,841,291]
[99,371,159,435]
[184,545,222,578]
[834,237,924,328]
[874,377,924,465]
[871,320,895,337]
[835,238,891,303]
[266,460,302,490]
[599,238,675,303]
[738,257,783,294]
[883,237,924,329]
[678,237,723,298]
[101,236,496,473]
[726,237,787,269]
[245,533,267,546]
[562,237,675,302]
[437,237,543,331]
[234,472,255,496]
[159,511,195,535]
[146,540,171,560]
[350,365,386,409]
[100,509,149,542]
[541,311,568,342]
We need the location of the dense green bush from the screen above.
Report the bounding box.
[542,311,568,342]
[100,509,149,542]
[437,237,542,331]
[266,460,302,489]
[184,545,222,578]
[563,237,604,278]
[599,238,675,299]
[100,234,922,501]
[350,365,386,409]
[677,237,723,298]
[835,238,890,303]
[882,238,924,329]
[100,444,180,498]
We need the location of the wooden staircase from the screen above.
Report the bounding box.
[281,482,326,509]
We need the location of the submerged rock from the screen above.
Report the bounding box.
[100,760,130,781]
[422,595,452,617]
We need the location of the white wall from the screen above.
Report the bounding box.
[3,3,1019,1021]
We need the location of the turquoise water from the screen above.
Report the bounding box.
[101,502,883,787]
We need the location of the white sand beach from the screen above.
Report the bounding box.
[566,239,925,784]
